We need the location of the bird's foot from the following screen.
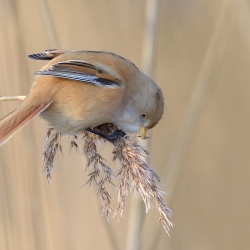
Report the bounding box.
[85,128,127,142]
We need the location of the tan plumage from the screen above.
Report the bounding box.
[0,49,164,146]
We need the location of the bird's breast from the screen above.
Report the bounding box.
[39,80,124,135]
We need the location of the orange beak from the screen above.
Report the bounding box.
[140,126,148,139]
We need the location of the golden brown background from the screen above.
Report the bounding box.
[0,0,249,249]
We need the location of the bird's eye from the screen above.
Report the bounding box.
[141,113,146,119]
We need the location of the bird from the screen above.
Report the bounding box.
[0,49,164,146]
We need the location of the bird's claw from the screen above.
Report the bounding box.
[107,130,126,141]
[85,128,127,142]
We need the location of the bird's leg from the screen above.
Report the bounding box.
[85,128,127,142]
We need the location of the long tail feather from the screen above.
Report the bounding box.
[0,103,51,146]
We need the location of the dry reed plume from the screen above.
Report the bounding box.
[43,124,173,234]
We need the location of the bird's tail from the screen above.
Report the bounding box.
[0,102,50,146]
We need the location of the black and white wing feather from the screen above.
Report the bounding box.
[35,60,120,87]
[28,49,75,60]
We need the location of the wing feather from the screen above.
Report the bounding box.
[28,49,75,60]
[35,60,121,87]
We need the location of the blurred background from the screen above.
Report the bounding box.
[0,0,250,249]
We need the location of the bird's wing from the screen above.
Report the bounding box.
[28,49,75,60]
[35,60,121,87]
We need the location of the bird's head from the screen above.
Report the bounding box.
[116,71,164,139]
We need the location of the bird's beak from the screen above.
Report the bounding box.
[140,126,148,139]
